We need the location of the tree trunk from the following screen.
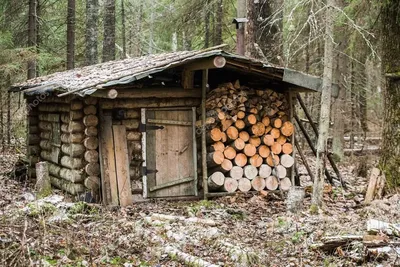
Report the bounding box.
[103,0,115,62]
[332,37,348,162]
[204,0,210,48]
[85,0,99,65]
[380,0,400,188]
[312,0,335,208]
[27,0,37,79]
[36,0,41,76]
[66,0,75,69]
[214,0,223,45]
[121,0,126,58]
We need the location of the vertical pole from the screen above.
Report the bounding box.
[236,0,246,55]
[192,107,198,196]
[201,69,209,199]
[289,92,296,186]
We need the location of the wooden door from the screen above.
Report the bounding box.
[142,108,197,198]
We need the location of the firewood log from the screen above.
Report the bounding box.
[249,154,263,167]
[280,154,294,168]
[251,122,266,137]
[207,128,222,142]
[261,116,270,126]
[208,172,225,190]
[220,159,233,172]
[280,177,292,191]
[282,143,293,154]
[234,153,247,167]
[258,145,270,158]
[258,164,272,178]
[266,176,279,190]
[274,165,287,179]
[244,165,258,180]
[229,166,244,180]
[264,125,272,134]
[238,178,252,192]
[263,134,274,146]
[209,141,225,152]
[237,111,245,119]
[222,177,238,192]
[271,142,282,154]
[266,154,280,167]
[244,144,256,157]
[195,117,216,127]
[276,135,287,145]
[221,119,233,131]
[220,132,227,143]
[270,128,281,139]
[251,177,266,191]
[272,118,282,128]
[235,119,246,130]
[281,121,294,137]
[207,151,224,167]
[239,131,250,142]
[232,138,245,151]
[226,126,239,141]
[244,114,257,126]
[249,135,262,147]
[223,146,237,160]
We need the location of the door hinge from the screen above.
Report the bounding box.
[139,122,164,132]
[142,166,158,175]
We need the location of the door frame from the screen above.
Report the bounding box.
[141,107,198,198]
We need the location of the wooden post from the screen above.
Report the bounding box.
[192,107,198,196]
[202,69,209,199]
[289,92,296,186]
[35,161,52,198]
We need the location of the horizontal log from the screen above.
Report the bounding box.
[85,126,98,136]
[38,113,60,122]
[48,163,85,183]
[70,99,83,111]
[83,105,97,115]
[127,131,141,141]
[40,149,61,164]
[60,156,84,169]
[122,119,140,130]
[40,132,51,140]
[84,150,99,163]
[39,140,52,150]
[50,176,85,195]
[84,176,100,190]
[93,88,202,99]
[99,98,201,109]
[84,96,98,105]
[61,143,85,157]
[85,163,101,176]
[61,133,85,143]
[38,104,70,112]
[83,115,99,127]
[84,137,99,150]
[38,121,52,131]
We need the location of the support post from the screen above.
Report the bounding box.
[201,69,209,199]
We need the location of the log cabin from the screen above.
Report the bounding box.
[10,47,326,206]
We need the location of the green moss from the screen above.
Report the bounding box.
[310,204,319,214]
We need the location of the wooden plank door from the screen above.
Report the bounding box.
[143,108,197,198]
[99,112,133,206]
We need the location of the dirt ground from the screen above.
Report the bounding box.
[1,150,400,267]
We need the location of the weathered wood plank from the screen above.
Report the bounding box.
[113,125,133,207]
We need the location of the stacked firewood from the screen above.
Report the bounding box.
[201,81,295,193]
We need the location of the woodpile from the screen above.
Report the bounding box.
[201,81,295,193]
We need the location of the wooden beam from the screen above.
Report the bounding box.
[201,69,209,200]
[149,177,194,192]
[183,56,226,71]
[99,98,201,109]
[92,87,201,99]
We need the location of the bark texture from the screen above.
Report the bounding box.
[380,1,400,188]
[85,0,99,65]
[66,0,75,69]
[312,0,335,207]
[102,0,115,62]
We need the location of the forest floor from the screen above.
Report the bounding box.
[1,149,400,267]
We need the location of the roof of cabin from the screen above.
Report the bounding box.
[10,46,325,97]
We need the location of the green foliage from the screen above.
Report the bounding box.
[291,231,305,244]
